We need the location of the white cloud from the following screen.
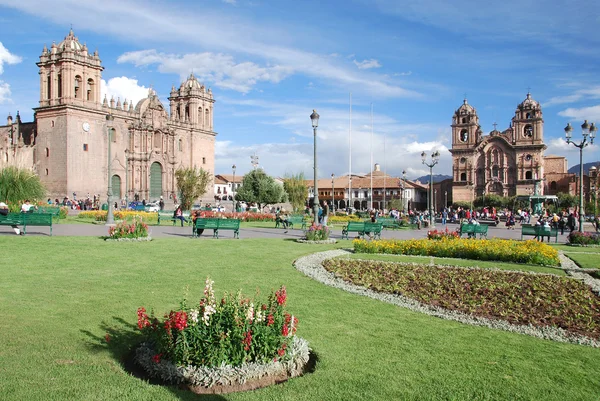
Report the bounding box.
[0,82,12,103]
[118,50,293,93]
[558,105,600,121]
[0,42,22,104]
[222,0,236,3]
[353,59,382,70]
[0,42,22,75]
[100,76,150,106]
[545,86,600,107]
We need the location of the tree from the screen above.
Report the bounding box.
[283,172,308,213]
[0,166,46,210]
[556,192,578,209]
[235,169,286,210]
[175,167,211,211]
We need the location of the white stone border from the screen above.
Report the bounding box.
[134,336,310,387]
[296,238,337,244]
[293,249,600,348]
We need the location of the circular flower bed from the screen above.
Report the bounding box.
[296,238,337,244]
[134,279,311,393]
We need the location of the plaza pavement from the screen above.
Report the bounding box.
[0,220,594,241]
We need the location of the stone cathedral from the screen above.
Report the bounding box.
[0,30,216,201]
[449,93,560,203]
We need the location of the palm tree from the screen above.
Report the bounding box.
[0,166,46,210]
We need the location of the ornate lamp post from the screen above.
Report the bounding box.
[565,120,596,232]
[232,164,236,212]
[421,151,440,227]
[401,170,406,213]
[444,190,448,209]
[106,113,115,225]
[310,110,320,225]
[331,173,335,212]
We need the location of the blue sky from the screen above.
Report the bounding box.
[0,0,598,179]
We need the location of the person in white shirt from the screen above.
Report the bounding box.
[1,202,23,235]
[21,200,34,213]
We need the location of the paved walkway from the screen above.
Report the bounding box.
[1,220,593,241]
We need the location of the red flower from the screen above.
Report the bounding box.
[275,286,287,306]
[282,324,289,336]
[261,304,267,311]
[242,330,252,351]
[137,307,151,330]
[152,353,162,363]
[104,333,111,343]
[278,348,286,357]
[267,314,274,326]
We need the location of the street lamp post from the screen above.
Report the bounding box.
[310,110,320,225]
[434,189,437,214]
[444,190,448,209]
[232,164,236,212]
[421,151,440,228]
[401,170,406,214]
[106,113,115,225]
[331,173,335,212]
[565,120,596,232]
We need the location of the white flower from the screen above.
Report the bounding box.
[189,309,199,324]
[246,303,254,321]
[255,310,264,323]
[202,305,216,326]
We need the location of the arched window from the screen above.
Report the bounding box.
[86,79,94,101]
[492,165,499,178]
[45,148,49,157]
[523,124,533,137]
[185,105,190,122]
[526,112,532,119]
[205,109,210,128]
[525,171,533,180]
[47,74,52,100]
[178,139,182,151]
[45,169,49,176]
[198,107,203,125]
[460,172,467,181]
[111,128,117,144]
[74,76,82,99]
[57,73,62,98]
[461,118,466,124]
[550,181,557,190]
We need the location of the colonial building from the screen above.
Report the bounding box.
[0,30,216,202]
[450,93,564,202]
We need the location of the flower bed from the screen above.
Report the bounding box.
[329,215,360,223]
[79,210,158,222]
[108,216,149,239]
[427,228,459,240]
[197,211,275,222]
[323,258,600,341]
[568,231,600,246]
[353,238,560,266]
[305,223,330,241]
[134,279,309,392]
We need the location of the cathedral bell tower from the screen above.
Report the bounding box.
[168,74,214,132]
[37,29,103,108]
[451,99,481,149]
[512,92,543,145]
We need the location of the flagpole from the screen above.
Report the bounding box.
[349,92,352,212]
[370,103,373,211]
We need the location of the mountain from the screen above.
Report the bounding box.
[568,161,600,175]
[414,174,452,184]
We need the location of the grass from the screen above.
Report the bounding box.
[565,253,599,270]
[0,237,599,400]
[550,244,600,254]
[339,253,566,275]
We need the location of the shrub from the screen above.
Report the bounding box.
[427,228,459,240]
[197,211,275,222]
[329,215,360,223]
[136,278,299,368]
[568,231,600,246]
[305,223,330,241]
[108,216,149,239]
[353,238,560,266]
[79,210,157,222]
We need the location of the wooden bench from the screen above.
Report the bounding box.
[379,217,401,230]
[521,225,558,243]
[275,215,306,230]
[158,210,192,226]
[0,213,25,232]
[194,218,240,239]
[459,224,488,239]
[23,213,53,235]
[341,221,383,240]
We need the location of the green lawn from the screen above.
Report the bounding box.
[340,253,566,275]
[0,237,598,400]
[565,253,600,269]
[550,244,600,254]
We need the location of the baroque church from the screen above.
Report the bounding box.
[449,93,569,203]
[0,30,216,201]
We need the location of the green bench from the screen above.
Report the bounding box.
[521,225,558,243]
[459,224,488,239]
[0,213,53,235]
[275,215,307,230]
[341,221,383,240]
[158,210,192,226]
[193,218,240,239]
[379,217,401,230]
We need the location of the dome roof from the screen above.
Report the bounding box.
[519,92,540,109]
[57,29,84,52]
[184,73,203,90]
[456,98,476,115]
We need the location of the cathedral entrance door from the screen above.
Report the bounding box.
[111,175,122,199]
[150,162,163,200]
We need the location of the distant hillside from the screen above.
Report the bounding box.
[568,161,600,175]
[415,174,452,184]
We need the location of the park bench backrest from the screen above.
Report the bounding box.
[196,218,220,229]
[24,213,53,225]
[346,221,365,231]
[0,213,25,225]
[364,222,383,232]
[218,219,240,229]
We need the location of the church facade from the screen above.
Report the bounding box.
[0,30,216,202]
[449,93,566,203]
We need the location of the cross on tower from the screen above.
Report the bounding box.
[250,152,259,169]
[492,122,498,130]
[526,86,531,94]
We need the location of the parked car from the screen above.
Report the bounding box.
[145,202,160,212]
[128,201,145,211]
